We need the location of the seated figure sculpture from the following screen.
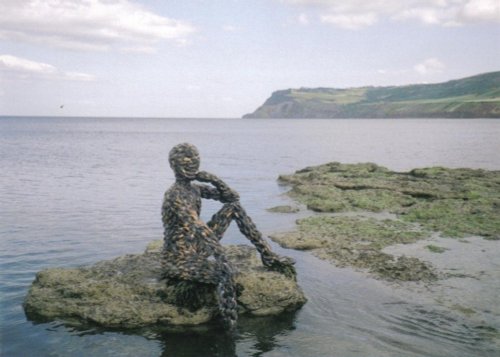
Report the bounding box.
[161,143,296,329]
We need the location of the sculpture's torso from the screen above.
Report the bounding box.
[162,182,211,271]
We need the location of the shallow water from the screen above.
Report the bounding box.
[1,117,499,356]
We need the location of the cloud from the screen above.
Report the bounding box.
[458,0,500,23]
[0,54,96,81]
[222,25,238,32]
[298,13,310,25]
[0,0,195,51]
[64,71,96,81]
[376,58,446,77]
[413,58,446,74]
[321,13,377,29]
[281,0,500,29]
[186,84,202,91]
[377,68,409,75]
[0,54,56,74]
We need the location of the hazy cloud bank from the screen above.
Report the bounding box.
[283,0,500,29]
[0,54,96,81]
[0,0,195,51]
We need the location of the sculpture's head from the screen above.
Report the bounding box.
[169,143,200,180]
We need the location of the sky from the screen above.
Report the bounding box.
[0,0,499,118]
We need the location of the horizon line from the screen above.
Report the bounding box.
[0,115,240,120]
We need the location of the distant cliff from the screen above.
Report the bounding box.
[243,72,500,118]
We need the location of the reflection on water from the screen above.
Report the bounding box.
[25,309,299,357]
[235,313,297,356]
[159,329,237,357]
[156,312,297,357]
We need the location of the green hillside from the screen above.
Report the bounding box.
[243,71,500,118]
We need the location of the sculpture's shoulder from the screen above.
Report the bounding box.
[162,183,200,209]
[163,183,177,200]
[162,184,178,211]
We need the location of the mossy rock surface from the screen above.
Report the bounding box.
[271,216,436,282]
[24,243,306,328]
[272,162,500,281]
[278,162,500,239]
[267,205,300,213]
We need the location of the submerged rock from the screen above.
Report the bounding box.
[24,242,306,328]
[266,205,300,213]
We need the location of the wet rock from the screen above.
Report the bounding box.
[24,242,306,328]
[271,162,500,281]
[266,205,300,213]
[270,216,437,282]
[278,162,500,238]
[372,256,437,282]
[425,245,448,253]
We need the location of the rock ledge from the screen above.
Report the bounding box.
[24,242,306,328]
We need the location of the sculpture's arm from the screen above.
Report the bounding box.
[196,184,223,201]
[195,171,239,203]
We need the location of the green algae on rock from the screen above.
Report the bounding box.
[425,245,448,253]
[278,162,500,239]
[270,216,437,281]
[24,242,306,329]
[267,205,300,213]
[271,162,500,281]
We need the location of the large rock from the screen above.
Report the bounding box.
[24,242,306,328]
[269,162,500,282]
[278,162,500,239]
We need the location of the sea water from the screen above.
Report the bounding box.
[1,117,499,356]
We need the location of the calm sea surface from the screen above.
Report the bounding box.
[1,117,499,357]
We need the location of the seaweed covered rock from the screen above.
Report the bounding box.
[24,242,306,328]
[278,162,500,239]
[271,216,437,282]
[266,205,300,213]
[272,163,500,281]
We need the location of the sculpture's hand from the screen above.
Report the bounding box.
[195,170,218,183]
[196,171,240,202]
[261,252,297,280]
[220,189,239,203]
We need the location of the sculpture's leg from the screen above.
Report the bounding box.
[208,202,296,279]
[189,257,237,330]
[162,248,237,329]
[208,202,270,253]
[207,202,239,240]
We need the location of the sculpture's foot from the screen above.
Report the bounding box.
[263,254,297,280]
[220,309,238,331]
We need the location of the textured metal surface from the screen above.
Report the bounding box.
[161,143,296,329]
